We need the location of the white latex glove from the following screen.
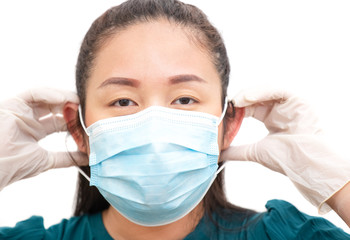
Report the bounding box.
[221,88,350,214]
[0,88,87,190]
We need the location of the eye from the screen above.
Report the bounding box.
[111,99,137,107]
[173,97,197,105]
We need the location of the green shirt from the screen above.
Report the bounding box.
[1,200,349,239]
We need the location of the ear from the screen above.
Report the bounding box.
[222,106,245,150]
[63,102,88,153]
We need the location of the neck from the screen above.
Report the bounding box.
[102,203,204,240]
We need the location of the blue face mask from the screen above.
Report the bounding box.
[79,101,228,226]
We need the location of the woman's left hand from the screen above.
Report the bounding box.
[221,88,350,217]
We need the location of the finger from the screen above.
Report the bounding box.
[39,114,68,134]
[241,102,274,122]
[18,88,79,122]
[233,88,293,108]
[220,145,255,162]
[19,88,79,106]
[1,88,78,120]
[48,151,89,169]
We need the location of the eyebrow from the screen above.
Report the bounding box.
[98,77,140,89]
[98,74,207,89]
[168,74,207,84]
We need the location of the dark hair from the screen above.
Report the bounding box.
[72,0,256,228]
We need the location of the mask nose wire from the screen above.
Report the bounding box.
[217,97,229,126]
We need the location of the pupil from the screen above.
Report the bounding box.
[119,99,129,106]
[180,98,190,104]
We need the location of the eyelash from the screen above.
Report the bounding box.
[110,96,198,107]
[110,98,137,107]
[172,97,198,105]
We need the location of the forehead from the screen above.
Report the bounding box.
[99,18,210,58]
[87,19,220,90]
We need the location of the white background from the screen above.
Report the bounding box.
[0,0,349,234]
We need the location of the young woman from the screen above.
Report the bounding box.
[0,0,349,239]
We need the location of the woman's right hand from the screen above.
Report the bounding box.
[0,88,87,190]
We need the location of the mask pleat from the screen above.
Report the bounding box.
[88,108,220,165]
[86,105,227,226]
[98,174,215,227]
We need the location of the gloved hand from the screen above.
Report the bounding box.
[0,88,87,190]
[221,88,350,214]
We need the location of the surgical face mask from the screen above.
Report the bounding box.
[78,101,228,226]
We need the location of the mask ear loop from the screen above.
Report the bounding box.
[77,168,91,182]
[64,105,91,182]
[216,162,226,174]
[64,134,91,182]
[217,97,229,126]
[78,105,90,137]
[216,97,229,172]
[75,163,91,182]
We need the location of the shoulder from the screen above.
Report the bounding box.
[0,212,113,240]
[262,199,350,239]
[185,200,350,240]
[0,216,45,240]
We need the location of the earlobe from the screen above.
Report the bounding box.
[222,106,245,150]
[63,102,88,153]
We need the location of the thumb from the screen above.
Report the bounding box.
[48,151,89,169]
[220,144,256,162]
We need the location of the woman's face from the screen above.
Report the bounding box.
[84,19,226,148]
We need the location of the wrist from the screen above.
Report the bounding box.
[326,181,350,227]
